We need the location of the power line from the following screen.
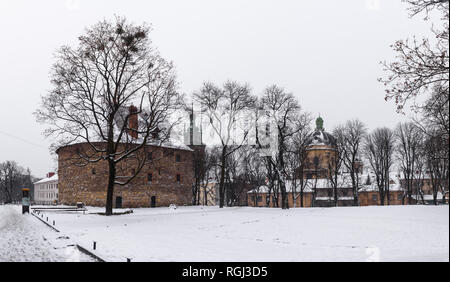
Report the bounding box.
[0,130,49,150]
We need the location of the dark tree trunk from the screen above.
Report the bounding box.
[105,159,116,216]
[219,146,227,208]
[279,179,288,209]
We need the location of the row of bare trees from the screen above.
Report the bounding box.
[179,77,447,209]
[329,121,448,207]
[35,9,447,214]
[192,82,314,209]
[0,161,34,204]
[378,0,449,205]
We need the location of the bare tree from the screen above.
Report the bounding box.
[395,122,424,204]
[337,120,367,205]
[235,146,266,206]
[404,0,449,18]
[285,115,313,208]
[0,161,33,204]
[194,81,256,208]
[190,146,207,205]
[379,0,449,113]
[201,149,217,206]
[225,150,241,206]
[330,126,346,207]
[310,156,322,208]
[423,130,449,204]
[417,85,450,136]
[35,17,181,215]
[364,128,396,205]
[257,85,306,209]
[201,146,222,206]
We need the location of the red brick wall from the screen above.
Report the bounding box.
[57,143,194,208]
[359,191,406,206]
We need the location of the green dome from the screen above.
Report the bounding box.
[316,116,324,130]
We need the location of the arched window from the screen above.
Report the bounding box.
[313,156,319,166]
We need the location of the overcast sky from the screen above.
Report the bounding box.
[0,0,439,177]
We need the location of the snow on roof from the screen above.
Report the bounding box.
[248,173,405,194]
[146,139,193,152]
[248,181,314,194]
[34,174,58,185]
[306,128,336,147]
[358,175,404,192]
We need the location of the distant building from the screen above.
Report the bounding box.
[303,116,337,179]
[399,176,448,205]
[358,178,406,206]
[199,180,251,207]
[248,180,314,208]
[33,172,58,205]
[247,117,407,208]
[199,181,219,206]
[248,174,406,208]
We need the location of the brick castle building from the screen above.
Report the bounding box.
[56,106,200,209]
[57,142,195,208]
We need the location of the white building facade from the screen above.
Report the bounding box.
[33,172,58,205]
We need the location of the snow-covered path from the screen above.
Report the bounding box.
[0,205,94,262]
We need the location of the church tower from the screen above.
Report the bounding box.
[303,116,337,179]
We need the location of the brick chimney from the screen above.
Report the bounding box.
[47,172,55,178]
[128,105,138,139]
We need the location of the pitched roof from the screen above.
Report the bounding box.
[33,174,58,185]
[247,173,405,193]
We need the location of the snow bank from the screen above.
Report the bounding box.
[0,205,95,262]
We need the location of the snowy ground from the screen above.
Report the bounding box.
[21,204,450,262]
[0,205,95,262]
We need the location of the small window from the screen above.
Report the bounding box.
[250,196,255,202]
[164,149,174,157]
[176,154,181,162]
[397,194,403,201]
[176,174,181,183]
[314,156,319,166]
[257,196,262,202]
[147,173,153,183]
[372,194,378,202]
[147,152,153,160]
[92,168,96,175]
[131,169,136,175]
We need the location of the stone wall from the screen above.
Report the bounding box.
[248,189,409,208]
[57,143,194,208]
[304,145,336,179]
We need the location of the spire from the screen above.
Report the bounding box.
[316,116,324,131]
